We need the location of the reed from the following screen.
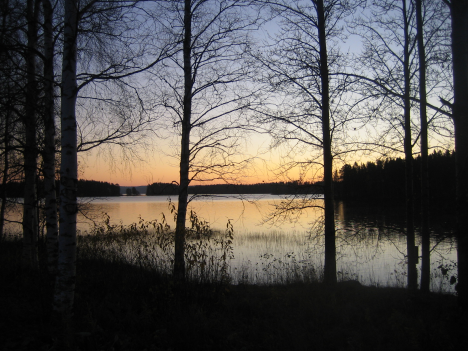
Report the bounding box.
[1,218,466,351]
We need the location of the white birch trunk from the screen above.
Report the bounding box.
[43,0,59,276]
[54,0,78,316]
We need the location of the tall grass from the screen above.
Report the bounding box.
[78,208,235,284]
[1,211,466,351]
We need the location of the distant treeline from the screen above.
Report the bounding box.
[77,180,120,197]
[146,181,322,196]
[125,187,140,196]
[1,179,121,198]
[338,150,455,203]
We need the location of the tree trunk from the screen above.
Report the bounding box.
[173,0,193,282]
[54,0,78,317]
[447,0,468,308]
[416,0,430,293]
[43,0,59,277]
[0,109,10,239]
[317,0,336,286]
[402,0,418,290]
[0,1,10,240]
[23,0,40,269]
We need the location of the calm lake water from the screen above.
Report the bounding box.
[5,195,458,292]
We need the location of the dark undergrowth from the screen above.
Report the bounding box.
[1,235,467,351]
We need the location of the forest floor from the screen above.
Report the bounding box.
[1,237,467,351]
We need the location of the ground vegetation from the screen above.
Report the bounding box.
[1,223,466,350]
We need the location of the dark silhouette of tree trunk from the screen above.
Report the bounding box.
[173,0,192,281]
[317,0,336,286]
[352,0,419,290]
[0,0,23,238]
[153,0,259,282]
[443,0,468,308]
[0,0,23,237]
[0,110,10,239]
[42,0,59,276]
[253,0,363,287]
[402,0,418,291]
[416,0,430,293]
[23,0,40,269]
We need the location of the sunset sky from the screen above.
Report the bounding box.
[78,134,305,187]
[75,14,453,188]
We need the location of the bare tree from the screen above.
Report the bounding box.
[412,0,451,292]
[53,0,78,316]
[53,0,176,317]
[22,0,41,269]
[352,0,422,290]
[442,0,468,308]
[415,0,431,293]
[148,0,260,281]
[352,0,453,291]
[42,0,59,276]
[0,0,25,238]
[253,0,364,286]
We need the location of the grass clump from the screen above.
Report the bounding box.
[1,213,467,350]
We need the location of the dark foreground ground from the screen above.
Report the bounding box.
[1,239,467,351]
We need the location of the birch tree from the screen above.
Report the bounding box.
[53,0,174,315]
[42,0,59,276]
[253,0,363,286]
[149,0,260,281]
[352,0,452,291]
[23,0,41,269]
[53,0,78,315]
[411,0,451,292]
[352,0,421,290]
[0,0,24,238]
[415,0,430,293]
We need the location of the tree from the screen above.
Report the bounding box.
[0,0,59,268]
[42,0,59,276]
[53,0,78,316]
[413,0,451,292]
[402,0,418,291]
[253,0,364,286]
[352,0,453,291]
[22,0,41,269]
[352,0,423,290]
[150,0,260,281]
[416,0,430,292]
[0,0,24,238]
[126,187,139,196]
[53,0,175,316]
[442,0,468,307]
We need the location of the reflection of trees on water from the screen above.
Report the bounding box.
[330,203,457,292]
[3,197,457,291]
[262,198,457,292]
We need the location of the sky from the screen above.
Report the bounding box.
[77,3,454,187]
[79,134,309,187]
[78,29,365,186]
[79,150,179,187]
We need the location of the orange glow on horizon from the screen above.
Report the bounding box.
[79,154,318,187]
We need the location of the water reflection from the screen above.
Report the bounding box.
[3,195,457,292]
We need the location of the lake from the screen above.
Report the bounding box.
[4,195,458,292]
